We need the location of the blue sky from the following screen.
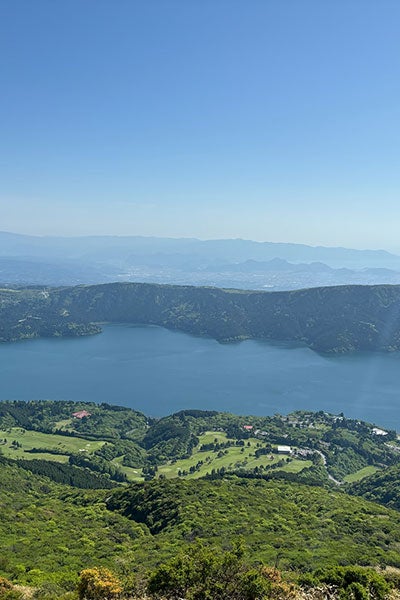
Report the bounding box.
[1,1,400,249]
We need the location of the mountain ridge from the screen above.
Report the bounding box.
[2,281,400,353]
[1,231,398,266]
[3,232,400,290]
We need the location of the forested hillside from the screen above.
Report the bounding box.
[2,282,400,352]
[2,400,400,599]
[3,458,400,592]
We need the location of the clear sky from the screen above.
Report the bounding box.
[1,0,400,250]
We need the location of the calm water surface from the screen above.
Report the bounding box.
[1,323,400,429]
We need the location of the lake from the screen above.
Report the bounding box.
[1,323,400,429]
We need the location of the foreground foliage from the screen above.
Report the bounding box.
[2,401,400,597]
[77,568,122,600]
[300,566,391,600]
[147,543,297,600]
[3,458,400,588]
[0,554,396,600]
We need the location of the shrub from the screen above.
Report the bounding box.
[0,579,23,600]
[77,568,122,600]
[147,543,297,600]
[313,566,390,600]
[0,579,12,593]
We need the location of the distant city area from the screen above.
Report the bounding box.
[2,231,400,290]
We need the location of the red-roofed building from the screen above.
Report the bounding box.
[243,425,253,431]
[72,410,91,419]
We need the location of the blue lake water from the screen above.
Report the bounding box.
[0,323,400,429]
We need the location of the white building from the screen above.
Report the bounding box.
[277,445,292,454]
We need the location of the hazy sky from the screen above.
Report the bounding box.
[1,1,400,249]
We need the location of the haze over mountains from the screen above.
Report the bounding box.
[2,231,400,289]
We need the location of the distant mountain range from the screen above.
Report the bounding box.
[2,231,400,289]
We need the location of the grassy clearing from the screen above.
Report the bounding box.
[54,418,74,429]
[343,465,379,483]
[280,459,312,473]
[199,431,229,444]
[112,455,143,481]
[0,427,105,461]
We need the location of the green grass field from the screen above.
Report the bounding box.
[343,465,379,483]
[54,418,75,430]
[112,455,143,481]
[280,459,313,473]
[157,431,311,480]
[0,427,105,462]
[0,427,316,481]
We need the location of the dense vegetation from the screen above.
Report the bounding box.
[10,458,117,489]
[3,458,400,591]
[2,544,397,600]
[2,400,400,598]
[0,399,148,440]
[3,281,400,352]
[0,458,145,587]
[349,464,400,510]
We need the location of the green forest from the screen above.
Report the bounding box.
[2,401,400,599]
[2,281,400,352]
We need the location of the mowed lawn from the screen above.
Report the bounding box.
[0,427,313,480]
[112,455,144,481]
[0,427,105,462]
[157,431,312,480]
[343,465,379,483]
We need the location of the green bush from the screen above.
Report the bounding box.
[147,542,296,600]
[314,566,390,600]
